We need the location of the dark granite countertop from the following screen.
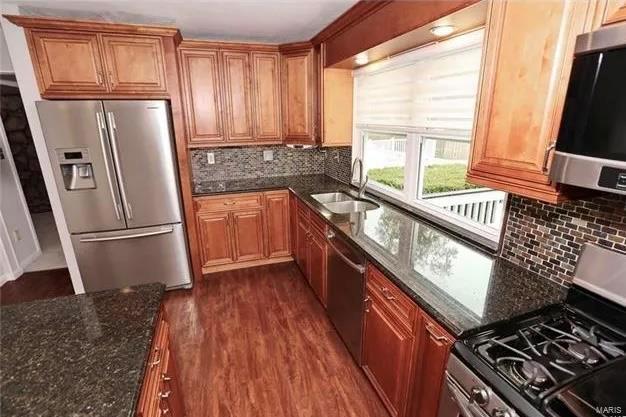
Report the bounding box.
[0,283,165,417]
[194,175,567,336]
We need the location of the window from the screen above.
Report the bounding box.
[353,29,506,245]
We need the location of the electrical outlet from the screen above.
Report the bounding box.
[12,229,21,242]
[263,150,274,161]
[206,152,215,165]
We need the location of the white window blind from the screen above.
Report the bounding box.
[354,29,484,132]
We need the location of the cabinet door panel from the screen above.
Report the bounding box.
[30,30,107,95]
[100,35,167,93]
[252,52,282,141]
[308,232,327,306]
[196,211,233,267]
[179,49,225,143]
[409,314,454,417]
[468,0,594,201]
[232,209,265,262]
[282,49,314,142]
[222,51,254,142]
[265,191,290,258]
[362,293,415,417]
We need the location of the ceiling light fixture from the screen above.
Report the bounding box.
[430,25,456,37]
[355,52,369,66]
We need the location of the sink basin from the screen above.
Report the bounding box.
[323,200,379,214]
[311,192,354,204]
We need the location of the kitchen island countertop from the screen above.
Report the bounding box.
[0,283,165,417]
[194,175,567,337]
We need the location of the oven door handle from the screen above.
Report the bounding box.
[446,376,488,417]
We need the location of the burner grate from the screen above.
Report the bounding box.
[473,309,625,403]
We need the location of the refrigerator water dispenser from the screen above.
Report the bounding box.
[56,148,96,190]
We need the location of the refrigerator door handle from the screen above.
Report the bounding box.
[95,112,122,221]
[106,111,133,220]
[79,225,174,243]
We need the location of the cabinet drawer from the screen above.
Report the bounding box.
[367,265,418,330]
[195,193,262,212]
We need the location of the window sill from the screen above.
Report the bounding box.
[356,182,504,253]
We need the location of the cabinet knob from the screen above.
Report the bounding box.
[470,386,489,406]
[380,287,396,301]
[159,390,172,399]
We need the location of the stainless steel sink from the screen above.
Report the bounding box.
[311,192,354,204]
[323,200,379,214]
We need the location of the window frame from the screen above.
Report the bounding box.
[353,125,507,249]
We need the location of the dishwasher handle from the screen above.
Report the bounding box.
[327,230,366,274]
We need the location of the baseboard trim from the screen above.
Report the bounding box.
[202,256,293,275]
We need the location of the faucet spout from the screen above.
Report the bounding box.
[351,158,367,199]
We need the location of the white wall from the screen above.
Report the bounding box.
[0,30,13,73]
[1,6,84,293]
[0,118,40,285]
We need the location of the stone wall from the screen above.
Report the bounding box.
[1,85,51,213]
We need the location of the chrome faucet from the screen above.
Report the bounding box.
[351,158,369,199]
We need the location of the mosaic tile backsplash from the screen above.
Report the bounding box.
[191,145,353,184]
[501,193,626,286]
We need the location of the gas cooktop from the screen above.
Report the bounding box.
[470,306,625,404]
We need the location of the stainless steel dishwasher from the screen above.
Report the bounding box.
[326,229,367,365]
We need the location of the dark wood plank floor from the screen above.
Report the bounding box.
[0,268,74,306]
[164,262,389,417]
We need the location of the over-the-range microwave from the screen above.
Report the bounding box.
[550,23,626,195]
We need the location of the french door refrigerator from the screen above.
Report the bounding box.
[36,100,192,292]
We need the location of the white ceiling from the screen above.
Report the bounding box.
[2,0,359,43]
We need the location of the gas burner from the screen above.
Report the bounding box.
[567,342,602,365]
[520,360,551,386]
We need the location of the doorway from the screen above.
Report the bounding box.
[1,76,66,275]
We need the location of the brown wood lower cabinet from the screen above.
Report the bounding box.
[232,209,265,262]
[363,265,455,417]
[137,309,185,417]
[193,191,290,273]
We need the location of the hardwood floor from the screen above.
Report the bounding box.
[0,268,74,306]
[164,262,389,417]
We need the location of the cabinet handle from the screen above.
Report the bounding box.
[380,287,396,301]
[150,348,161,367]
[426,323,449,344]
[108,71,115,86]
[96,71,104,85]
[542,141,557,173]
[161,373,172,382]
[159,390,172,399]
[364,296,372,313]
[161,408,170,415]
[223,201,236,206]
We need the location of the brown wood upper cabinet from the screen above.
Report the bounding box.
[252,52,282,141]
[467,0,602,203]
[281,45,316,144]
[19,24,169,97]
[28,30,109,95]
[179,48,225,144]
[178,42,282,146]
[221,51,254,142]
[100,35,167,94]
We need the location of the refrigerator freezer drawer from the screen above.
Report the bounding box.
[72,224,191,292]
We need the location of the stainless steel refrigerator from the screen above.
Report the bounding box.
[36,100,192,292]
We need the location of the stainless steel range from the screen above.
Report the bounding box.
[438,244,626,417]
